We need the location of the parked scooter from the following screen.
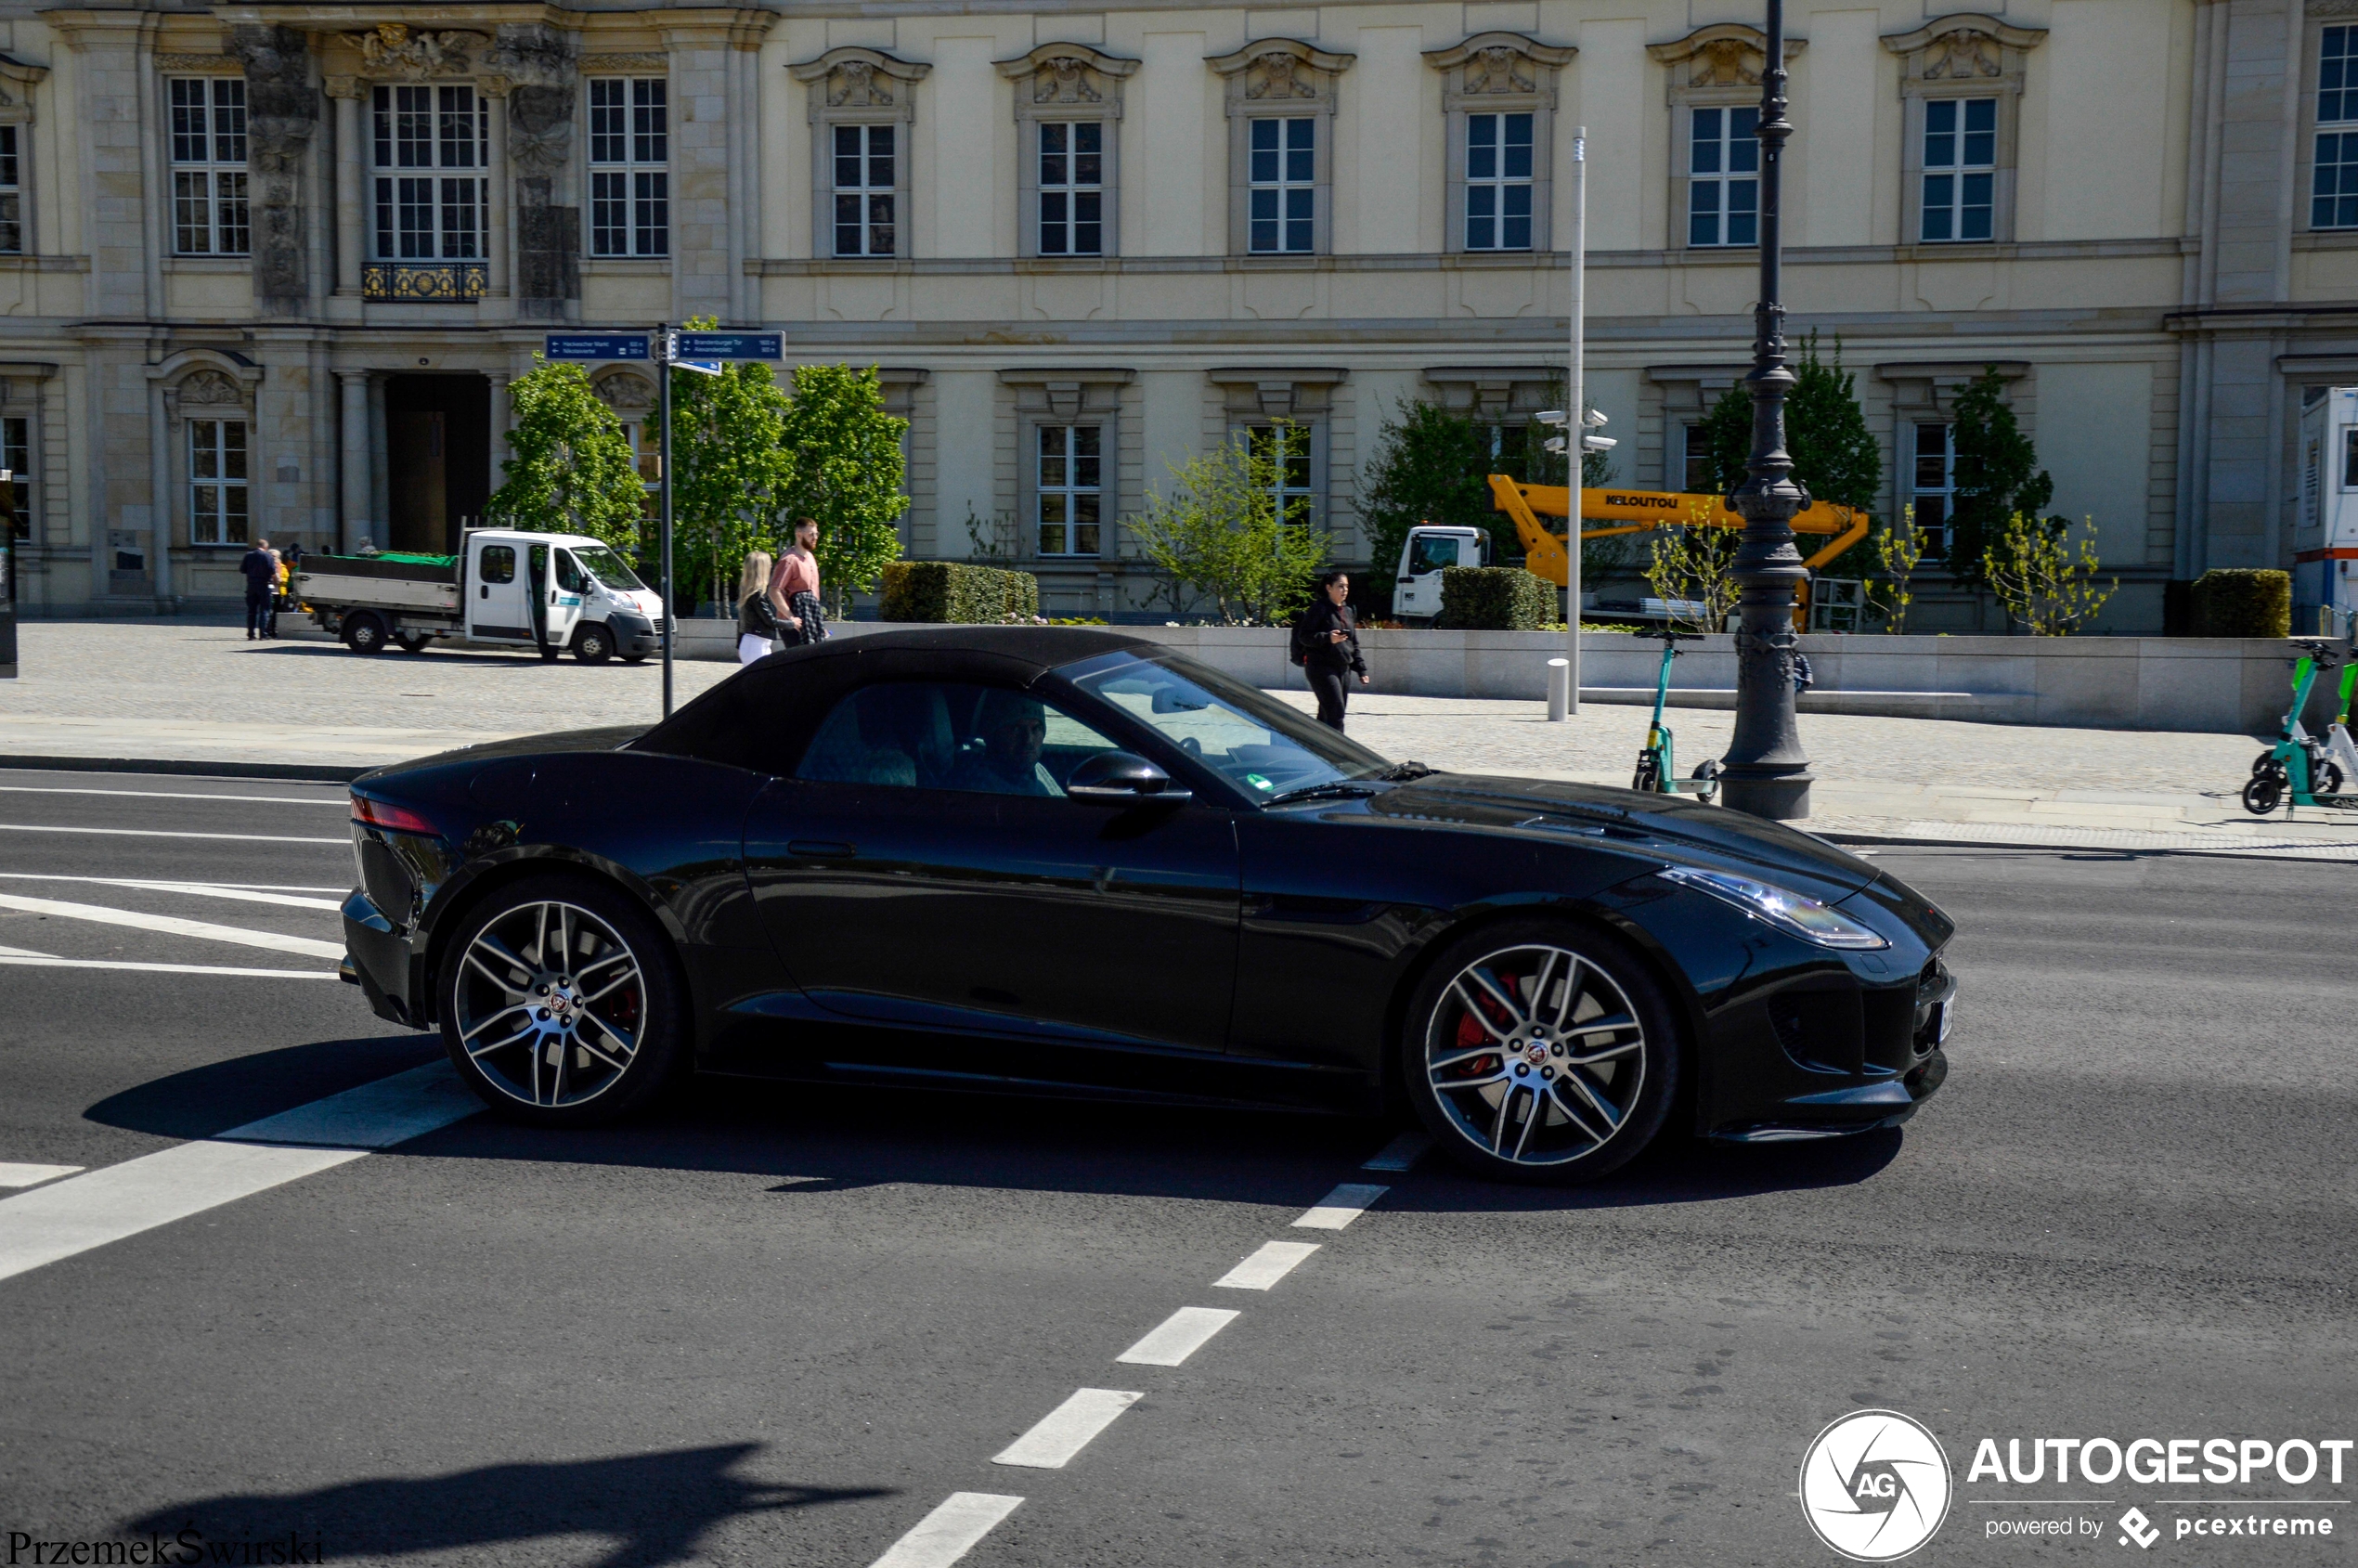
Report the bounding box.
[1630,629,1722,803]
[2242,636,2358,815]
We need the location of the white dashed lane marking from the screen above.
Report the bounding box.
[0,785,346,806]
[0,824,343,844]
[1212,1239,1321,1291]
[1115,1306,1239,1367]
[0,1164,83,1189]
[0,1063,479,1285]
[991,1389,1143,1470]
[0,955,339,979]
[864,1493,1025,1568]
[1361,1130,1431,1172]
[0,892,345,960]
[1291,1182,1390,1231]
[0,874,345,912]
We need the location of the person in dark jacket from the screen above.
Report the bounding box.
[1290,570,1368,731]
[238,538,275,640]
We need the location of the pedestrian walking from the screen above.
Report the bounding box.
[239,537,276,641]
[1290,569,1368,732]
[265,539,288,638]
[771,517,827,646]
[736,550,780,665]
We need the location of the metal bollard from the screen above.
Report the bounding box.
[1547,656,1570,721]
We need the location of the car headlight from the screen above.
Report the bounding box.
[1656,867,1889,950]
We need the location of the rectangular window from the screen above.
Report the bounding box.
[189,419,250,547]
[833,124,896,257]
[1036,424,1103,556]
[3,415,28,539]
[1688,106,1759,248]
[1921,97,1996,242]
[169,78,249,256]
[1248,118,1315,253]
[1681,422,1715,494]
[589,78,669,257]
[1911,422,1954,559]
[1249,422,1315,524]
[0,125,21,255]
[1464,111,1534,251]
[371,84,486,260]
[1039,123,1104,256]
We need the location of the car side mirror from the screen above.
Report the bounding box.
[1068,750,1192,804]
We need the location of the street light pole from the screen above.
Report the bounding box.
[1717,0,1812,820]
[656,322,676,720]
[1563,125,1585,717]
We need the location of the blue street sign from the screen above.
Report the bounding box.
[544,333,650,360]
[677,331,783,360]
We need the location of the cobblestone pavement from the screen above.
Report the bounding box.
[7,621,2352,855]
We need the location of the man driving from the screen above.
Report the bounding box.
[952,690,1064,797]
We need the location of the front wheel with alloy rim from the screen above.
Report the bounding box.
[574,625,614,664]
[1402,921,1681,1184]
[439,876,687,1126]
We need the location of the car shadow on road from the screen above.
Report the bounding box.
[85,1037,1906,1212]
[120,1444,885,1568]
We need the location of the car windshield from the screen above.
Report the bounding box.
[571,546,647,592]
[1058,647,1390,800]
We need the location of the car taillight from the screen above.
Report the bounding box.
[351,793,440,836]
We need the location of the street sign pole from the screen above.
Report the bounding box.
[1563,127,1586,719]
[656,323,677,720]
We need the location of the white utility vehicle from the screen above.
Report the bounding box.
[294,529,664,663]
[2297,386,2358,629]
[1389,525,1492,625]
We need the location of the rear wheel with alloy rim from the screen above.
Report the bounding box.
[343,613,388,655]
[439,876,687,1126]
[1402,921,1680,1184]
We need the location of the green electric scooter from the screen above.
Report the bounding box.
[2241,637,2358,815]
[1631,629,1722,803]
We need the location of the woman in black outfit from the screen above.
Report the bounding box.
[1290,570,1368,731]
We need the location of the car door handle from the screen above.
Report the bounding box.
[786,840,856,859]
[479,585,488,598]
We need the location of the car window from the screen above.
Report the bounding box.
[1408,535,1460,574]
[1059,649,1389,799]
[554,551,587,593]
[478,545,515,585]
[797,680,1123,798]
[572,545,646,591]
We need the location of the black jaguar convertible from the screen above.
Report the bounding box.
[342,628,1954,1184]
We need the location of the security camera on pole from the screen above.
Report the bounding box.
[1535,128,1614,722]
[1716,0,1814,820]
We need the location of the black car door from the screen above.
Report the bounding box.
[741,676,1241,1085]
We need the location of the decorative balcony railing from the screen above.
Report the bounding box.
[363,263,488,302]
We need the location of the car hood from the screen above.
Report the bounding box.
[1367,773,1881,898]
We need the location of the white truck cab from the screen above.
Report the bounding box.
[297,528,665,662]
[1391,525,1492,626]
[2298,387,2358,630]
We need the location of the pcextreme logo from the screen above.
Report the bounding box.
[1800,1409,1955,1562]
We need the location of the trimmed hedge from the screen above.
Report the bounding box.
[2190,568,2290,638]
[1437,566,1556,630]
[879,561,1041,624]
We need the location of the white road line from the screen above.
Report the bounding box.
[0,785,345,806]
[865,1494,1025,1568]
[0,956,337,979]
[1361,1131,1431,1173]
[1115,1306,1240,1367]
[991,1388,1142,1470]
[0,1063,478,1285]
[0,1164,83,1189]
[0,875,344,912]
[0,824,344,844]
[1292,1182,1390,1231]
[1213,1240,1321,1291]
[0,941,55,958]
[0,892,344,960]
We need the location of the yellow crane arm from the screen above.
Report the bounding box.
[1483,476,1871,586]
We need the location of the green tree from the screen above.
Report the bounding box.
[668,330,794,614]
[780,363,910,616]
[1693,334,1883,577]
[483,359,647,549]
[1356,400,1490,580]
[1135,434,1329,625]
[1983,512,2115,636]
[1949,366,2054,590]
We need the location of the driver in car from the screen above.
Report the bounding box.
[954,690,1064,797]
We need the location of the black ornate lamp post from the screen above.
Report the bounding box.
[1717,0,1812,821]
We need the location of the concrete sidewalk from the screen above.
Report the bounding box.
[6,620,2355,859]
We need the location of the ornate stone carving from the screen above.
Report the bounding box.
[1208,40,1356,104]
[1037,57,1100,104]
[155,54,239,74]
[831,59,888,107]
[496,22,581,320]
[788,49,933,117]
[322,74,362,100]
[227,25,318,317]
[1881,15,2047,84]
[593,373,655,412]
[994,45,1140,112]
[340,24,489,81]
[177,370,245,406]
[1922,29,2003,78]
[1247,52,1315,100]
[1465,45,1533,95]
[1646,25,1806,91]
[1422,33,1575,105]
[583,52,668,73]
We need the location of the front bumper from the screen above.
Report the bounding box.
[1702,951,1957,1143]
[603,611,659,657]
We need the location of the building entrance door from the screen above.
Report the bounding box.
[383,375,490,554]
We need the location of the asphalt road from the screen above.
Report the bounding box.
[0,766,2351,1568]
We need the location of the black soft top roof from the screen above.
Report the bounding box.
[757,624,1156,672]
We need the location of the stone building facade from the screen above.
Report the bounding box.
[0,1,2332,629]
